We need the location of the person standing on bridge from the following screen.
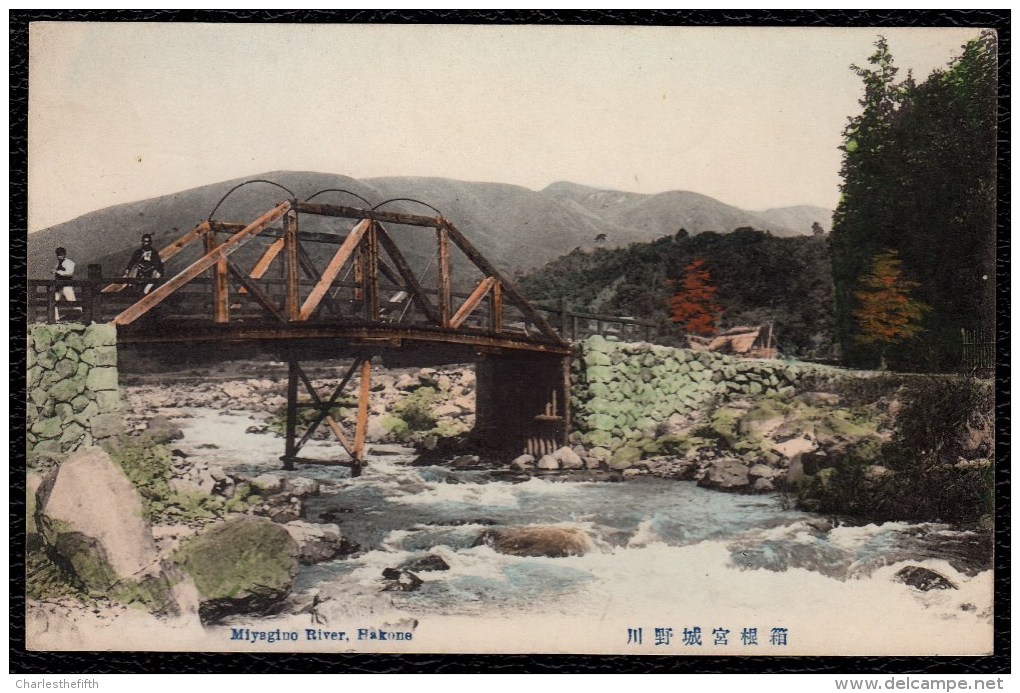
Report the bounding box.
[124,233,164,295]
[53,247,77,321]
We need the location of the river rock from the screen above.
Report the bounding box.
[536,454,560,470]
[434,403,462,418]
[251,473,285,494]
[399,553,451,573]
[475,526,594,558]
[283,476,321,498]
[452,395,475,413]
[770,435,817,461]
[553,446,584,470]
[174,515,300,623]
[698,458,751,492]
[510,454,535,471]
[748,464,780,480]
[894,566,958,592]
[283,521,357,564]
[40,446,162,590]
[451,454,480,468]
[799,392,842,407]
[381,568,424,592]
[609,446,642,470]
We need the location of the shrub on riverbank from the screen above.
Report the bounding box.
[796,376,993,525]
[106,434,256,523]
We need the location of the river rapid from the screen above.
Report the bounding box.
[166,409,993,656]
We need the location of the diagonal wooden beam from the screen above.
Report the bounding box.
[298,219,370,321]
[295,243,340,316]
[375,224,440,324]
[113,201,291,325]
[103,222,210,294]
[293,363,356,457]
[249,238,285,280]
[442,221,564,343]
[226,259,288,323]
[449,276,496,329]
[377,257,402,286]
[238,237,284,298]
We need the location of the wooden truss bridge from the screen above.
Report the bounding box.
[29,187,659,474]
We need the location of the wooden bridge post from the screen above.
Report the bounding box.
[488,280,503,333]
[351,357,372,477]
[437,226,451,326]
[282,360,300,471]
[46,284,56,324]
[365,223,380,322]
[85,264,103,324]
[284,207,300,321]
[204,228,229,323]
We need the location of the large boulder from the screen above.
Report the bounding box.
[39,447,164,592]
[174,515,300,624]
[283,521,358,564]
[474,526,594,558]
[698,458,751,492]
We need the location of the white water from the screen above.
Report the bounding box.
[99,408,996,655]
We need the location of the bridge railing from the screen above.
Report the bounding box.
[536,301,662,344]
[29,273,664,345]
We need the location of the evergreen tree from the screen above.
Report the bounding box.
[830,36,908,367]
[830,33,996,371]
[667,258,721,336]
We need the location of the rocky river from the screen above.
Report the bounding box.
[26,361,994,656]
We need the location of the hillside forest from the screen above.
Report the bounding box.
[521,32,997,372]
[518,229,835,358]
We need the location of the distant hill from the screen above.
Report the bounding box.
[27,172,832,279]
[540,182,828,240]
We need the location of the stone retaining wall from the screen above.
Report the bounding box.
[570,335,828,453]
[27,323,121,456]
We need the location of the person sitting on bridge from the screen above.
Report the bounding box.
[53,247,77,321]
[124,233,164,294]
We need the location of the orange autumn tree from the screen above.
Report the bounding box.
[853,249,931,367]
[667,258,722,336]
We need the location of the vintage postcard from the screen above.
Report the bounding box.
[22,22,999,658]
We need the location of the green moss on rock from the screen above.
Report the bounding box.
[174,516,299,622]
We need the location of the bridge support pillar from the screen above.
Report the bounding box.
[473,354,571,457]
[279,355,371,476]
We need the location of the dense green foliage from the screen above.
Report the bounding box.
[831,33,996,370]
[797,375,993,525]
[519,229,835,357]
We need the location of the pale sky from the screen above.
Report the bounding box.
[27,23,986,232]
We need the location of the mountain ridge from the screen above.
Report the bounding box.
[27,172,833,279]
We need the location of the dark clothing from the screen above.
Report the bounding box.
[125,247,164,278]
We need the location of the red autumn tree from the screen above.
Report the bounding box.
[853,249,930,366]
[667,258,722,336]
